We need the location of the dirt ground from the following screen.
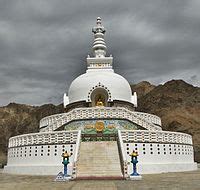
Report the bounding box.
[0,168,200,190]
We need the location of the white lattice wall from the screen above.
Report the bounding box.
[5,130,81,175]
[118,130,196,175]
[8,130,79,148]
[120,130,193,145]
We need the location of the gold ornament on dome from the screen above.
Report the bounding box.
[95,121,105,132]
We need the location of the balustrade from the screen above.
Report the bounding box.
[39,107,162,133]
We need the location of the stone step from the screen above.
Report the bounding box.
[79,154,120,157]
[78,171,121,174]
[78,161,120,163]
[78,166,121,168]
[77,164,120,166]
[79,153,119,156]
[78,175,123,177]
[77,168,121,171]
[77,165,121,168]
[76,141,123,177]
[78,171,122,174]
[77,171,123,174]
[77,164,121,167]
[78,158,120,161]
[76,176,124,180]
[79,158,119,160]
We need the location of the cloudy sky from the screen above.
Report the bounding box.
[0,0,200,106]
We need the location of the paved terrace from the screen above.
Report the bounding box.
[0,167,200,190]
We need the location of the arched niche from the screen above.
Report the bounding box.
[90,88,109,107]
[87,83,112,107]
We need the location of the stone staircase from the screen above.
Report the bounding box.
[76,141,123,179]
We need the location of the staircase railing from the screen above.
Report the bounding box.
[72,130,81,179]
[117,130,128,178]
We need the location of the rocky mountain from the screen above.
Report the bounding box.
[130,81,156,98]
[0,79,199,166]
[132,80,200,162]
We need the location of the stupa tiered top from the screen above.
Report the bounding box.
[87,17,113,69]
[92,17,107,58]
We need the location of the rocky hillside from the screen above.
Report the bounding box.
[0,79,199,165]
[132,80,200,162]
[131,81,156,98]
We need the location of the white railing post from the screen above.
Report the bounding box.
[72,130,81,179]
[118,130,128,178]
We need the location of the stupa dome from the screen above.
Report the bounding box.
[68,69,132,104]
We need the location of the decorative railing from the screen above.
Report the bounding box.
[133,112,161,126]
[120,130,193,145]
[8,130,80,148]
[72,130,81,179]
[40,113,64,128]
[39,107,162,133]
[117,130,128,178]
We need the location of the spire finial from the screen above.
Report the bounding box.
[92,17,107,57]
[92,17,105,34]
[87,18,113,69]
[97,17,101,25]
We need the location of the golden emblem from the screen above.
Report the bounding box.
[95,121,105,132]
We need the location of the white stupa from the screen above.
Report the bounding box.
[4,18,197,178]
[64,17,135,108]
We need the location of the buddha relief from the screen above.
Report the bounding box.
[96,96,104,106]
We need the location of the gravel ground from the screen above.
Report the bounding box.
[0,168,200,190]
